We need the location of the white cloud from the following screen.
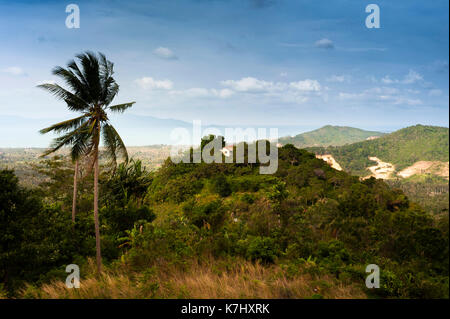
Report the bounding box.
[289,79,321,91]
[314,38,334,49]
[381,70,423,85]
[326,75,346,83]
[402,69,423,84]
[367,87,399,95]
[135,77,173,90]
[221,77,274,92]
[393,97,422,106]
[429,89,442,97]
[174,88,209,97]
[381,76,397,84]
[2,66,26,76]
[338,92,364,99]
[137,75,322,106]
[211,88,234,98]
[221,77,321,94]
[170,88,234,99]
[153,47,178,60]
[338,86,422,107]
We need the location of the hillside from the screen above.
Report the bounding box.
[5,144,448,299]
[309,125,449,176]
[279,125,384,148]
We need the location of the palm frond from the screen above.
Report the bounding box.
[102,123,128,166]
[70,129,92,161]
[102,123,118,168]
[76,51,101,101]
[37,83,89,111]
[104,82,119,106]
[67,59,89,87]
[98,53,118,104]
[109,102,135,113]
[40,121,90,157]
[52,66,92,103]
[39,114,88,134]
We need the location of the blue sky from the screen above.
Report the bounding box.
[0,0,448,146]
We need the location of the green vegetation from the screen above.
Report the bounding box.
[280,125,384,148]
[386,175,449,215]
[2,143,448,299]
[309,125,449,175]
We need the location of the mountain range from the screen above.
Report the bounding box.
[279,125,385,148]
[307,125,449,179]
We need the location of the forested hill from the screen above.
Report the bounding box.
[279,125,384,148]
[4,143,447,298]
[308,125,449,175]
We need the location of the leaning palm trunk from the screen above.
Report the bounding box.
[93,146,102,273]
[72,160,78,223]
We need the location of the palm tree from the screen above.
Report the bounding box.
[38,51,135,272]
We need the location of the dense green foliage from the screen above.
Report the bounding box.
[280,125,384,148]
[309,125,449,175]
[0,170,95,292]
[127,144,449,298]
[1,144,448,298]
[0,159,155,295]
[386,176,449,215]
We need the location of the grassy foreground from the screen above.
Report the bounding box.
[20,257,366,299]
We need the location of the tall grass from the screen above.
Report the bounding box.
[21,257,366,299]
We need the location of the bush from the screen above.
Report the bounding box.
[183,199,227,231]
[240,193,255,204]
[0,169,94,294]
[102,204,156,235]
[239,236,279,263]
[212,175,232,197]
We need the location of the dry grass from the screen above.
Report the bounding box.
[20,258,366,299]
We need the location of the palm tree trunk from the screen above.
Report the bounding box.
[93,148,102,273]
[72,160,78,223]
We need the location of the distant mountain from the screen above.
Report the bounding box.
[0,113,311,147]
[309,125,449,176]
[279,125,385,148]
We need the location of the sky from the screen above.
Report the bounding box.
[0,0,448,146]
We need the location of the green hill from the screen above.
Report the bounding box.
[279,125,384,148]
[9,144,448,298]
[309,125,449,175]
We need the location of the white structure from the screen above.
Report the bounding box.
[220,145,234,157]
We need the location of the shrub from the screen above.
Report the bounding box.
[212,174,232,197]
[183,199,227,231]
[239,236,279,263]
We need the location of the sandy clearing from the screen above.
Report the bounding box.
[316,154,343,171]
[363,156,395,180]
[397,161,449,179]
